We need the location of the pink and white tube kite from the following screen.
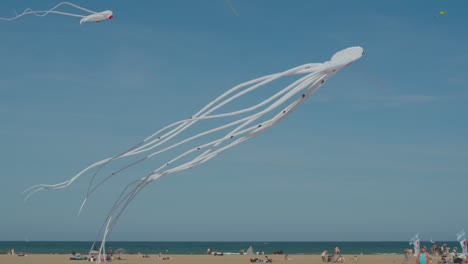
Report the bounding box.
[0,2,113,24]
[24,46,363,262]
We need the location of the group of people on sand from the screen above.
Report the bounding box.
[6,248,26,256]
[405,245,468,264]
[137,252,171,260]
[430,244,462,257]
[321,247,359,264]
[250,255,273,263]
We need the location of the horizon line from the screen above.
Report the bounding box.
[0,240,459,243]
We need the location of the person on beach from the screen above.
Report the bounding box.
[335,247,340,255]
[321,250,328,262]
[337,255,345,263]
[353,255,358,264]
[404,248,409,263]
[416,246,431,264]
[431,245,438,256]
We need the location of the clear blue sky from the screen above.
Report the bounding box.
[0,0,467,242]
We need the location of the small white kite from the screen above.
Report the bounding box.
[0,2,113,24]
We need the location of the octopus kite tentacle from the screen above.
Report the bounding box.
[25,47,363,263]
[226,0,239,16]
[0,2,113,24]
[23,64,323,201]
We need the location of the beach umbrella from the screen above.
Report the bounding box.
[115,248,126,254]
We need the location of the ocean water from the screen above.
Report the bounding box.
[0,241,461,255]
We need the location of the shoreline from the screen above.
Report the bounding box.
[1,253,405,255]
[0,254,409,264]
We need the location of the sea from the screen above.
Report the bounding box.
[0,241,461,255]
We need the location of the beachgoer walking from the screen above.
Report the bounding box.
[321,250,328,262]
[416,246,431,264]
[335,246,340,255]
[404,248,409,263]
[353,255,358,264]
[430,245,437,256]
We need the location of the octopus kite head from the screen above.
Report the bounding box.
[330,46,364,67]
[80,10,113,24]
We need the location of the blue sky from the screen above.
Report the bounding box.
[0,0,467,242]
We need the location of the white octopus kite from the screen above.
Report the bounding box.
[24,47,363,261]
[0,2,113,24]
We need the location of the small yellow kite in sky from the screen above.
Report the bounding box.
[434,11,447,19]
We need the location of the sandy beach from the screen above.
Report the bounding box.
[0,254,409,264]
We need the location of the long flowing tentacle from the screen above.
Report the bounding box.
[23,64,323,199]
[0,2,96,21]
[226,0,239,16]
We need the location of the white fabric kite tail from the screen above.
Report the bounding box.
[23,64,323,201]
[24,47,363,211]
[0,2,113,24]
[226,0,239,16]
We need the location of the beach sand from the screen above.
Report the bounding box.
[0,254,410,264]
